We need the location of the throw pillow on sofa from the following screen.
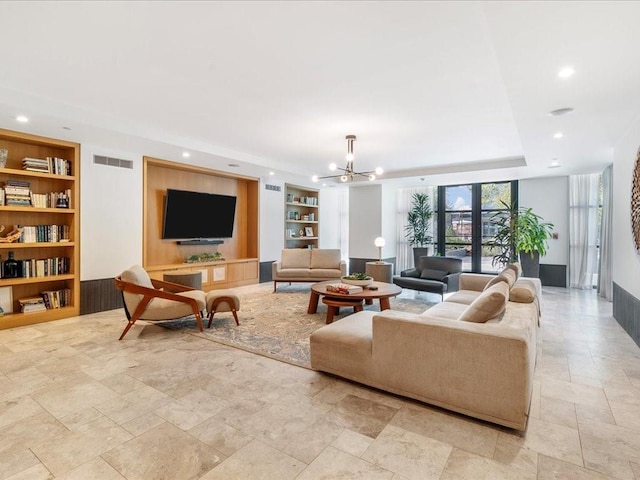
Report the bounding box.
[509,278,537,303]
[419,268,448,281]
[459,281,510,323]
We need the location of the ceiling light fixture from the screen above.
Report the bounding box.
[16,115,29,123]
[312,135,383,183]
[553,132,564,139]
[182,152,190,158]
[558,66,575,78]
[549,160,561,168]
[548,107,574,116]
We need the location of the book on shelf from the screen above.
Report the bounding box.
[41,288,71,309]
[18,296,47,313]
[21,156,72,176]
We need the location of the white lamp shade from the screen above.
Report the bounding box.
[374,237,386,247]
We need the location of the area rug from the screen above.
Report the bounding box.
[170,282,436,369]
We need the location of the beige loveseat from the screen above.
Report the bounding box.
[310,265,541,430]
[272,248,346,292]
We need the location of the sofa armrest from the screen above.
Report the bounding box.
[459,273,493,292]
[272,260,282,278]
[443,272,461,292]
[371,310,533,429]
[400,268,420,278]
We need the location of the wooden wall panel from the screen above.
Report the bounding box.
[143,157,259,273]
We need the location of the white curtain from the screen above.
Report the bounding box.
[338,188,349,264]
[598,165,613,300]
[396,186,434,272]
[569,173,600,289]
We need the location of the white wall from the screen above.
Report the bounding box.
[80,145,143,280]
[349,184,382,258]
[318,187,342,250]
[381,184,397,259]
[518,176,568,266]
[612,115,640,299]
[259,178,285,262]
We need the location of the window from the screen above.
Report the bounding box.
[437,181,517,273]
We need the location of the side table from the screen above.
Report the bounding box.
[163,271,203,292]
[365,261,393,284]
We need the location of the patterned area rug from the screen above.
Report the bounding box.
[170,282,435,369]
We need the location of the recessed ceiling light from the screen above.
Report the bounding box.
[228,163,240,168]
[553,132,564,139]
[182,152,190,158]
[549,160,561,168]
[548,107,574,116]
[16,115,29,123]
[558,66,575,78]
[269,171,274,176]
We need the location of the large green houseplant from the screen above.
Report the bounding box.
[490,202,553,277]
[405,192,434,267]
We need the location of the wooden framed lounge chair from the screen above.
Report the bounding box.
[114,265,206,340]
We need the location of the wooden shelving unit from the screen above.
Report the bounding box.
[285,184,319,249]
[0,128,80,330]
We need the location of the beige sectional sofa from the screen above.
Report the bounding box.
[272,248,346,292]
[310,264,541,430]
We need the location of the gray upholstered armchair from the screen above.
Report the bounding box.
[393,256,462,299]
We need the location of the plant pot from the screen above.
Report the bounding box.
[519,251,540,278]
[412,247,431,268]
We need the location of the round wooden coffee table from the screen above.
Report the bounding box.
[308,280,402,318]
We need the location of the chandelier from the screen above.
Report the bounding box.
[312,135,383,183]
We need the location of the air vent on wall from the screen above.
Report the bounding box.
[93,155,133,169]
[265,184,281,192]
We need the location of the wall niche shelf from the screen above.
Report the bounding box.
[285,183,319,249]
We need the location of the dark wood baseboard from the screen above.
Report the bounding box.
[80,278,123,315]
[613,282,640,348]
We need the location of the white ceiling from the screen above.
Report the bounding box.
[0,1,639,187]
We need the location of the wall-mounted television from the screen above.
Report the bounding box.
[162,188,237,240]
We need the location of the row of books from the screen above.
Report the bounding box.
[18,288,71,312]
[2,179,31,206]
[29,190,72,209]
[17,225,70,243]
[41,288,71,309]
[22,157,72,176]
[1,256,70,279]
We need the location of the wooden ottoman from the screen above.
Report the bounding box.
[205,290,240,327]
[321,297,363,324]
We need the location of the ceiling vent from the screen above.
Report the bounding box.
[264,184,281,192]
[93,155,133,169]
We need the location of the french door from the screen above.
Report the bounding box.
[436,181,517,273]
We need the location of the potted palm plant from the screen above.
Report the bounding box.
[405,192,434,267]
[489,202,553,277]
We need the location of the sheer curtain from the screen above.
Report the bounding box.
[598,165,613,300]
[396,186,434,272]
[338,188,349,264]
[569,173,600,289]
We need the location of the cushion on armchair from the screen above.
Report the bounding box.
[420,269,448,281]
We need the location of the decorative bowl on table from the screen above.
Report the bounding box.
[341,273,374,287]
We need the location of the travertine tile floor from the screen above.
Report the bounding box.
[1,286,639,479]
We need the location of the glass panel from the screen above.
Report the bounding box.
[481,182,511,209]
[444,212,472,244]
[446,185,472,211]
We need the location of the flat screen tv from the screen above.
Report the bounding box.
[162,188,237,239]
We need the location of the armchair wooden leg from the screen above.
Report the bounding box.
[119,318,138,340]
